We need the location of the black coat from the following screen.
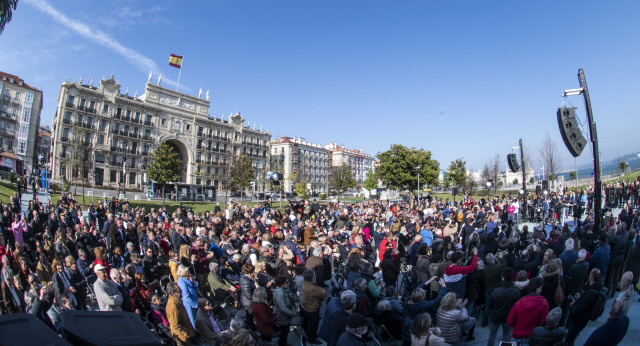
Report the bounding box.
[380,257,400,282]
[570,281,603,325]
[530,325,567,346]
[489,282,521,323]
[609,230,629,266]
[239,274,255,310]
[565,260,589,296]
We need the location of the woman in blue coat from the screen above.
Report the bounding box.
[176,265,198,329]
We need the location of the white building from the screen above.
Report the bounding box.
[270,137,329,194]
[325,143,375,189]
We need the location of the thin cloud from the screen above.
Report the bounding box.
[24,0,186,90]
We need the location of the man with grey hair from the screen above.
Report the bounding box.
[93,264,122,311]
[328,290,357,346]
[207,262,236,306]
[530,307,567,345]
[559,238,578,275]
[616,271,634,316]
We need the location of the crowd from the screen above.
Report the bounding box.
[0,179,639,346]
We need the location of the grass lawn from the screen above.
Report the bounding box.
[0,181,18,205]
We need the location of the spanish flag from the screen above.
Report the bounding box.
[169,54,183,69]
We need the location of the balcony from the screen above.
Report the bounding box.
[111,128,119,134]
[77,105,86,112]
[114,113,121,120]
[61,137,69,143]
[207,133,212,139]
[65,102,75,109]
[197,132,204,137]
[128,132,138,138]
[143,120,152,127]
[86,107,96,114]
[141,151,149,156]
[142,134,151,141]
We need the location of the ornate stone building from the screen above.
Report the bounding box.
[50,75,270,196]
[325,143,375,187]
[0,71,43,174]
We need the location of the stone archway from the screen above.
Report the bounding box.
[162,138,190,183]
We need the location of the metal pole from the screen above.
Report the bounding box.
[520,138,526,221]
[578,68,602,231]
[92,152,95,204]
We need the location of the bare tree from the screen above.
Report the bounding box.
[539,133,563,180]
[489,153,501,194]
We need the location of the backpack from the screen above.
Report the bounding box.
[588,288,607,321]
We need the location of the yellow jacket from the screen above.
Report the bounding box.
[166,295,196,343]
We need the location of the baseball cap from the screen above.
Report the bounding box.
[94,263,107,273]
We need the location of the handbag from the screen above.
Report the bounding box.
[554,279,565,306]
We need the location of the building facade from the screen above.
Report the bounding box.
[50,75,270,196]
[325,143,375,187]
[0,71,43,175]
[270,137,329,194]
[37,126,52,171]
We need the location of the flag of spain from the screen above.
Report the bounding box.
[169,54,183,68]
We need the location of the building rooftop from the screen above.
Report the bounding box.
[0,71,40,91]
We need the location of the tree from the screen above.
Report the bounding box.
[362,168,377,196]
[513,178,519,185]
[229,154,255,203]
[0,0,18,35]
[539,133,562,181]
[446,158,467,189]
[331,163,357,199]
[486,153,501,195]
[377,144,439,192]
[146,142,181,203]
[619,161,629,174]
[529,176,534,184]
[69,125,92,205]
[569,171,577,180]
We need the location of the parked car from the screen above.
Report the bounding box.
[0,166,14,180]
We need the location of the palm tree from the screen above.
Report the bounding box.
[0,0,19,35]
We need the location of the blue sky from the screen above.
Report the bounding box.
[1,0,639,173]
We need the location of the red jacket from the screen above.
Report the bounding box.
[507,295,549,339]
[378,239,397,261]
[252,302,278,336]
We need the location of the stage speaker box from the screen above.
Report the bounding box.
[452,187,458,196]
[542,180,549,191]
[0,313,72,346]
[536,185,542,195]
[507,153,520,172]
[557,107,588,157]
[62,310,161,346]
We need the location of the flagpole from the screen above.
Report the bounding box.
[176,55,183,92]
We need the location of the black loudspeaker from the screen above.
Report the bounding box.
[62,310,161,346]
[557,107,588,157]
[452,187,458,196]
[0,313,71,346]
[507,153,520,172]
[542,180,549,191]
[536,185,542,195]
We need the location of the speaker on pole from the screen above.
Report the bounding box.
[542,180,549,191]
[557,107,588,157]
[507,153,520,172]
[536,185,541,196]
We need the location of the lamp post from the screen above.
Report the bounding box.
[120,148,127,199]
[415,165,421,198]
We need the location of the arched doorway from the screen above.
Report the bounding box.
[162,139,189,183]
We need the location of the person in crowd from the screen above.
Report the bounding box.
[273,275,297,346]
[616,271,634,316]
[301,269,326,344]
[507,277,549,345]
[487,267,520,346]
[207,261,237,306]
[92,263,122,311]
[410,312,448,346]
[530,307,567,346]
[166,282,196,346]
[328,290,356,346]
[195,298,226,345]
[336,313,370,346]
[583,300,629,346]
[176,265,198,329]
[565,268,605,345]
[436,292,476,344]
[251,286,278,342]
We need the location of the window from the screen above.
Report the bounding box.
[131,142,137,152]
[99,119,106,130]
[77,114,83,124]
[144,129,150,138]
[146,114,152,123]
[110,170,117,182]
[186,124,191,131]
[7,140,12,150]
[20,107,30,123]
[60,165,66,178]
[79,98,86,108]
[13,91,20,103]
[102,104,109,113]
[62,128,69,140]
[25,91,34,103]
[161,118,166,126]
[135,112,140,121]
[129,172,136,185]
[87,117,93,126]
[143,144,149,154]
[66,95,75,105]
[126,110,131,119]
[130,158,136,167]
[64,112,71,121]
[61,146,67,158]
[95,154,105,163]
[89,100,95,111]
[116,108,122,117]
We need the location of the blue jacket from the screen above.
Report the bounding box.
[589,244,611,279]
[177,277,199,308]
[584,316,629,346]
[319,296,342,342]
[559,250,578,275]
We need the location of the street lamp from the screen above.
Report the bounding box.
[415,166,421,198]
